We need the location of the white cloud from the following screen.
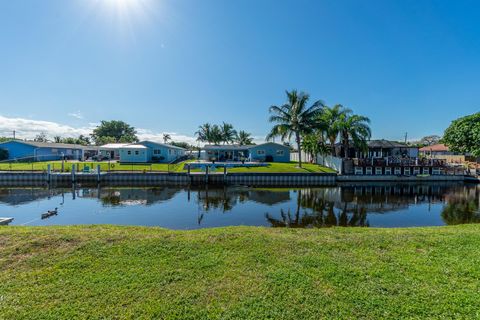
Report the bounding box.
[0,115,197,144]
[136,128,198,145]
[68,111,84,119]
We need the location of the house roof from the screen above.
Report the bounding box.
[203,142,288,151]
[419,143,449,152]
[139,141,187,150]
[367,139,410,149]
[0,140,87,149]
[99,143,131,149]
[119,144,147,149]
[204,144,252,151]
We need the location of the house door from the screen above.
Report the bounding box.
[225,151,233,160]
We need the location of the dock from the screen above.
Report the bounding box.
[0,217,14,225]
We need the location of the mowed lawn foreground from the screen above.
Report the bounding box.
[1,225,480,319]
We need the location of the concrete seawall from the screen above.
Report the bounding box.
[0,171,471,187]
[0,172,337,187]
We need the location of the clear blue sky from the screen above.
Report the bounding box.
[0,0,479,142]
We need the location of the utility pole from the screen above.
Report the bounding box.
[13,130,15,140]
[404,132,408,144]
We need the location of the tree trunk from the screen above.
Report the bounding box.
[342,132,349,158]
[296,132,302,168]
[329,138,336,157]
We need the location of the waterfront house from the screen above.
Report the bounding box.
[119,141,187,163]
[98,143,131,160]
[338,139,419,159]
[419,143,471,163]
[201,142,290,162]
[0,140,84,161]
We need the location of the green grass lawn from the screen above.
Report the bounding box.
[0,161,335,174]
[1,225,479,319]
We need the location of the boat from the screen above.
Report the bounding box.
[0,217,13,225]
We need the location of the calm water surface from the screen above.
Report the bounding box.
[1,183,479,229]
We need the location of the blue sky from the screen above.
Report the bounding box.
[0,0,479,143]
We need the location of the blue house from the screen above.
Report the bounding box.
[0,140,84,161]
[202,142,290,162]
[119,141,187,163]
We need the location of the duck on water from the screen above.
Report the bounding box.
[41,208,58,220]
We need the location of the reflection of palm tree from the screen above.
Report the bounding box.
[266,189,369,228]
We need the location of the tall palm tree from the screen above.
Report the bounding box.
[339,113,371,158]
[235,130,253,145]
[195,123,212,144]
[163,133,171,144]
[267,90,324,167]
[320,104,352,156]
[220,122,236,144]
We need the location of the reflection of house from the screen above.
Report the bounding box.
[248,190,291,205]
[337,140,418,159]
[119,141,187,163]
[0,140,85,161]
[0,188,64,205]
[202,142,290,162]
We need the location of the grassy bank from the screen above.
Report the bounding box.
[1,225,479,319]
[0,161,335,174]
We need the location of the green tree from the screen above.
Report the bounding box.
[339,113,371,158]
[302,133,329,163]
[220,122,236,144]
[53,136,62,143]
[34,132,48,142]
[266,90,324,167]
[443,112,480,157]
[321,104,352,156]
[235,130,254,145]
[419,135,441,147]
[91,120,138,145]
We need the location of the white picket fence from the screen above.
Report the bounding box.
[290,152,343,173]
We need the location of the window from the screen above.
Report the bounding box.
[276,150,284,156]
[257,150,265,155]
[127,151,131,155]
[51,148,58,153]
[135,151,139,155]
[169,149,173,155]
[154,149,161,155]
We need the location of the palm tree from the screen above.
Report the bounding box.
[53,136,62,143]
[235,130,253,145]
[195,123,212,144]
[339,113,371,158]
[320,104,352,156]
[220,122,236,144]
[210,125,223,145]
[163,133,171,144]
[266,90,324,167]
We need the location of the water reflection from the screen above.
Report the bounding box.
[0,183,478,228]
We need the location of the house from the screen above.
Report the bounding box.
[338,139,419,159]
[98,143,131,160]
[419,144,454,157]
[119,141,187,163]
[0,140,84,161]
[419,143,472,163]
[201,142,290,162]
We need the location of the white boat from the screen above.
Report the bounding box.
[0,217,14,225]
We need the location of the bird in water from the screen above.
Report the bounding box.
[41,207,58,220]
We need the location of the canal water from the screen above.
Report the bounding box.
[0,182,479,229]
